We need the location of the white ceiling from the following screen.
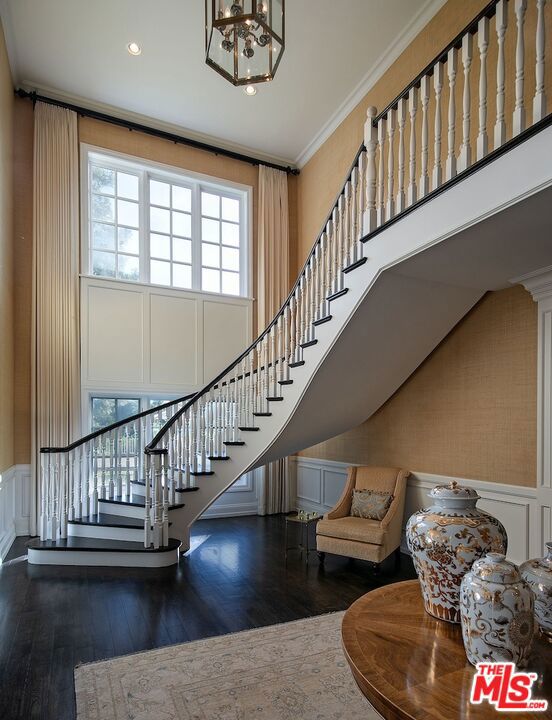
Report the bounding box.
[1,0,444,166]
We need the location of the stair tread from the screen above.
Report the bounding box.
[100,494,185,510]
[69,513,151,529]
[133,480,199,492]
[27,536,181,553]
[313,315,332,326]
[224,441,245,446]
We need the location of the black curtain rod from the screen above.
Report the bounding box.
[15,88,300,176]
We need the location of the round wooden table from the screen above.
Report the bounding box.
[342,580,552,720]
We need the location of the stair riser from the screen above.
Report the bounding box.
[68,523,144,543]
[98,500,145,519]
[28,547,180,567]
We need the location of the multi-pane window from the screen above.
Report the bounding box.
[201,191,241,295]
[85,149,249,297]
[91,396,141,431]
[90,166,141,281]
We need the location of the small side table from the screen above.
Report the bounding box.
[284,512,319,564]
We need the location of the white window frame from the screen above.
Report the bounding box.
[80,144,253,299]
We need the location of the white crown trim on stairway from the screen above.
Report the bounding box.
[0,464,31,561]
[291,456,540,566]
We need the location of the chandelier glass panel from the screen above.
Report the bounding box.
[205,1,285,85]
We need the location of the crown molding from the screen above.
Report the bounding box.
[17,80,298,170]
[0,0,20,84]
[511,265,552,302]
[293,0,447,169]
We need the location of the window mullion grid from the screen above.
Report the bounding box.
[141,170,150,284]
[192,184,202,292]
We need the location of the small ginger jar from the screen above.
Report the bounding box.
[460,553,534,667]
[520,541,552,642]
[406,481,507,623]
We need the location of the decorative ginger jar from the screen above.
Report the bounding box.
[460,553,534,667]
[406,481,507,623]
[520,541,552,642]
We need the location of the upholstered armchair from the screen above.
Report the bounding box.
[316,466,410,567]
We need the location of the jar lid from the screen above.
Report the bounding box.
[471,552,520,584]
[429,480,480,500]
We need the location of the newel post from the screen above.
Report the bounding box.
[362,106,378,236]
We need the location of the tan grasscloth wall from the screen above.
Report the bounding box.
[294,0,548,487]
[10,105,298,464]
[0,20,14,473]
[6,0,544,486]
[299,287,538,487]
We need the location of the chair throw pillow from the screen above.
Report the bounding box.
[350,489,393,521]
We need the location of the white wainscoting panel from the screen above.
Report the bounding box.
[0,465,31,560]
[203,301,251,381]
[86,284,144,383]
[81,276,252,396]
[292,457,538,565]
[150,293,198,387]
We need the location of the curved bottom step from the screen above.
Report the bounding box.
[27,536,181,567]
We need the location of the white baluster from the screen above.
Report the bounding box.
[477,16,490,160]
[79,444,86,519]
[343,182,352,267]
[396,98,406,213]
[40,454,48,539]
[161,451,169,547]
[419,76,430,198]
[407,86,418,206]
[69,450,76,522]
[386,109,396,221]
[330,208,339,295]
[310,256,317,337]
[458,33,473,171]
[350,166,360,262]
[357,150,366,237]
[363,107,378,234]
[433,62,444,190]
[376,117,386,226]
[152,452,161,549]
[144,453,152,547]
[513,0,528,135]
[92,438,99,515]
[533,0,547,122]
[446,47,458,180]
[495,0,509,148]
[313,242,321,323]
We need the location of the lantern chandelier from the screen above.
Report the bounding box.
[205,1,285,86]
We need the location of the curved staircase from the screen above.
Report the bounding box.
[29,0,552,566]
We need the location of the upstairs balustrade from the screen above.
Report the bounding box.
[40,0,550,549]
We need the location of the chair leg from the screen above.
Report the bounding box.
[317,551,326,565]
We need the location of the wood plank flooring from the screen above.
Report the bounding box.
[0,515,415,720]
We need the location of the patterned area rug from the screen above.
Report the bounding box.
[74,612,379,720]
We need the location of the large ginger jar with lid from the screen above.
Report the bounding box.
[520,542,552,641]
[460,552,534,667]
[406,481,507,623]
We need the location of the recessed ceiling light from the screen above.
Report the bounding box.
[244,84,257,96]
[127,42,142,56]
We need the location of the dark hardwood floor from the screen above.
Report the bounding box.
[0,515,415,720]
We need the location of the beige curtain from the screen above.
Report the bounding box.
[256,165,294,515]
[30,103,80,535]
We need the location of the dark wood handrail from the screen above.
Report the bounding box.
[373,0,500,125]
[144,144,367,452]
[40,392,195,454]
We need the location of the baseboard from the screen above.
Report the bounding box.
[200,501,258,519]
[292,457,538,565]
[0,464,31,560]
